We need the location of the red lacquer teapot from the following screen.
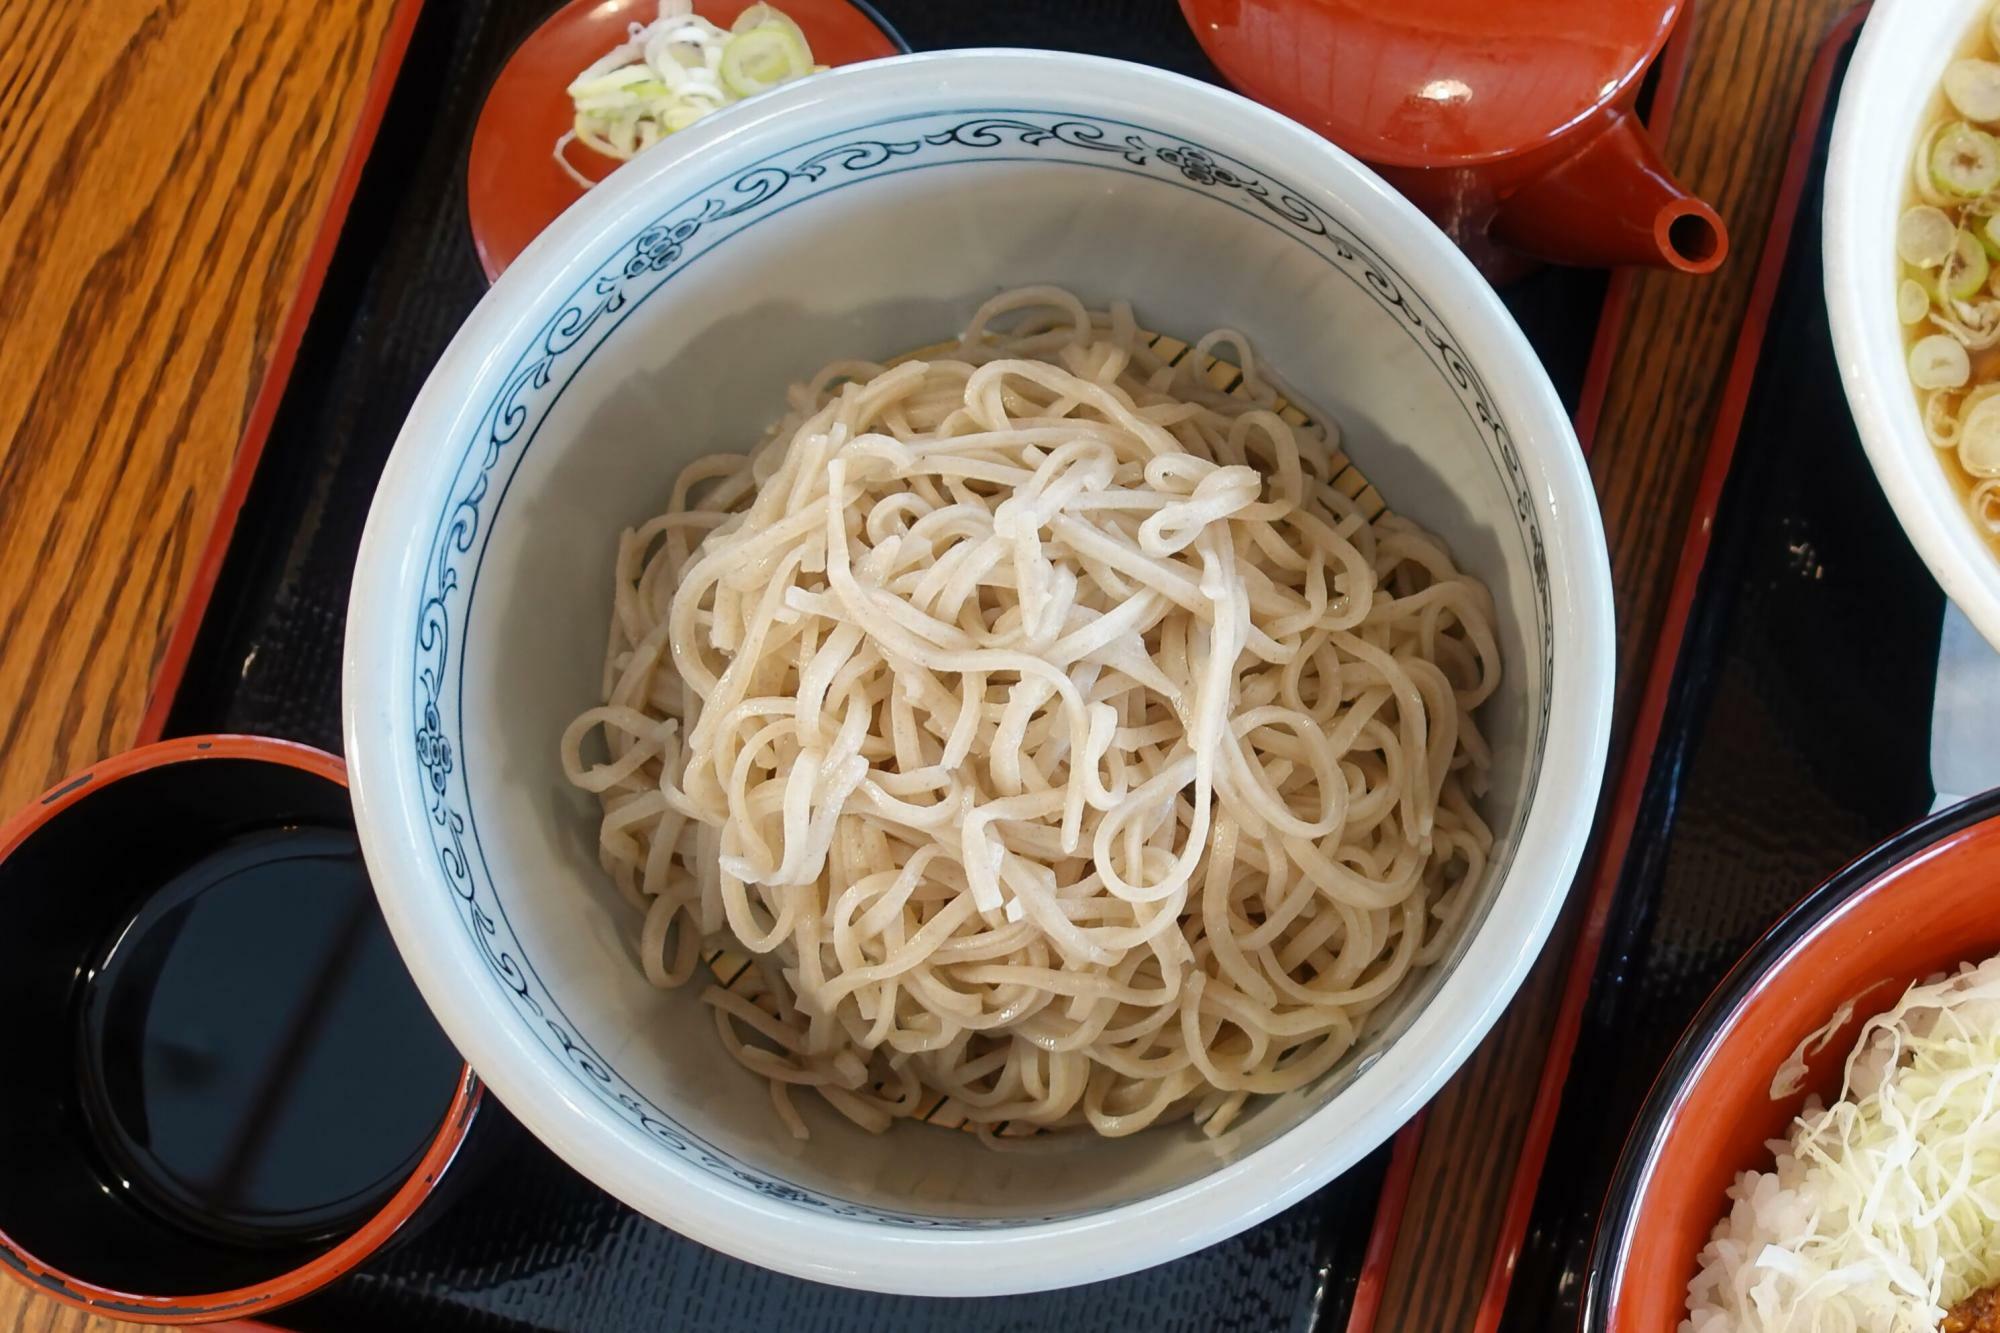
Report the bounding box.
[1180,0,1727,278]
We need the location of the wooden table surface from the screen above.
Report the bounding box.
[0,0,400,1329]
[0,0,1862,1330]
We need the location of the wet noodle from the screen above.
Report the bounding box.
[562,288,1500,1140]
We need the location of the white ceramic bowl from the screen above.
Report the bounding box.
[1828,0,2000,651]
[344,50,1614,1295]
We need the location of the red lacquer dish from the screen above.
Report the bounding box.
[467,0,906,280]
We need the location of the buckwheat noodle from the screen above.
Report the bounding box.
[562,287,1500,1142]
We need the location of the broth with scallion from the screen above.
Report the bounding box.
[1902,3,2000,551]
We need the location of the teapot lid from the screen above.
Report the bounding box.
[1183,0,1682,167]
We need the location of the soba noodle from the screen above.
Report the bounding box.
[561,287,1501,1141]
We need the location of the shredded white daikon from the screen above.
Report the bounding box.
[555,1,823,188]
[1684,955,2000,1332]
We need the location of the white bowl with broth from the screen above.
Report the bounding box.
[342,50,1614,1294]
[1829,0,2000,652]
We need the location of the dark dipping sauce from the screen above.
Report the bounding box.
[73,824,462,1247]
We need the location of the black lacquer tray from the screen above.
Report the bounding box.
[1495,13,1953,1328]
[145,2,1613,1330]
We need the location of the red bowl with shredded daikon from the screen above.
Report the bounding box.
[1586,791,2000,1329]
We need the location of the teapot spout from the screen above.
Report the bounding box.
[1489,109,1727,273]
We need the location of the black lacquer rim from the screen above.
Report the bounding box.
[845,0,911,53]
[1581,786,2000,1329]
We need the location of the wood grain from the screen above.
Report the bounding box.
[1371,1,1864,1328]
[0,0,400,1329]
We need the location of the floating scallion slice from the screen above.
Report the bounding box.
[1900,278,1934,325]
[1945,230,1992,300]
[1912,333,1973,390]
[1946,58,2000,123]
[733,4,808,44]
[719,24,811,97]
[1913,263,1946,307]
[1960,393,2000,476]
[1899,204,1957,267]
[1931,121,2000,198]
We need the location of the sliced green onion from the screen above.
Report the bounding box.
[664,101,713,132]
[657,37,714,71]
[1945,230,1991,299]
[1960,394,2000,476]
[719,25,812,97]
[571,78,674,110]
[559,2,822,189]
[1899,205,1957,267]
[1946,59,2000,123]
[1962,382,2000,416]
[1916,122,1957,208]
[1900,278,1934,325]
[1912,333,1973,389]
[1974,478,2000,531]
[1931,121,2000,198]
[733,3,808,45]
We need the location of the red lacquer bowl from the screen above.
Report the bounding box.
[1587,792,2000,1329]
[467,0,907,281]
[0,736,480,1324]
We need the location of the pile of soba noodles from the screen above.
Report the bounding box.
[561,287,1501,1141]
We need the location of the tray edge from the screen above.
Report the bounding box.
[1468,8,1874,1329]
